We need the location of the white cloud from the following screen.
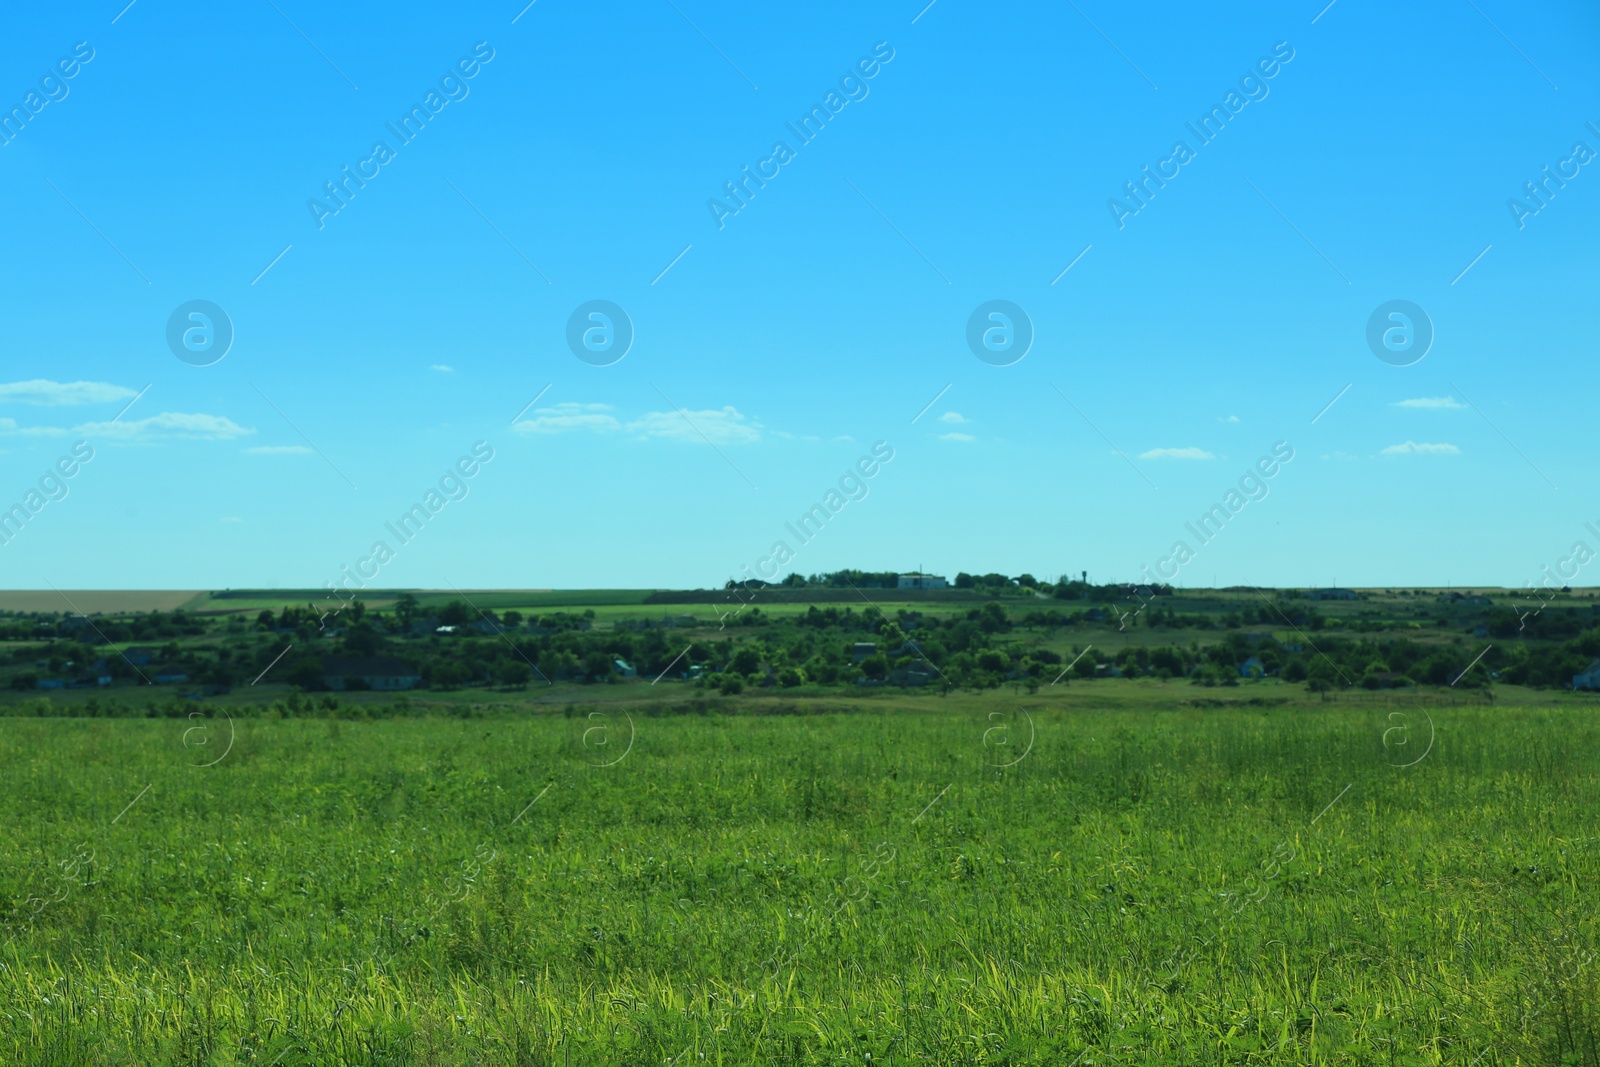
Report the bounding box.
[1219,414,1240,423]
[513,402,621,435]
[75,412,255,441]
[627,406,761,445]
[430,364,454,373]
[0,380,138,406]
[0,417,67,437]
[246,445,313,455]
[512,403,763,443]
[1139,447,1215,460]
[938,412,970,424]
[1395,396,1464,409]
[1381,440,1461,455]
[938,432,976,443]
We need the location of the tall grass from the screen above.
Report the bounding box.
[0,699,1595,1064]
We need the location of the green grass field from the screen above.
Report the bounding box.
[2,691,1597,1065]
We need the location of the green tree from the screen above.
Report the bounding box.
[431,660,473,689]
[539,650,579,682]
[977,602,1010,633]
[286,654,325,690]
[730,647,762,675]
[495,660,532,688]
[582,651,615,682]
[1306,657,1340,691]
[343,624,381,657]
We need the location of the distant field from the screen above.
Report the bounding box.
[1,690,1594,1064]
[0,590,205,614]
[0,589,660,617]
[1,586,1588,619]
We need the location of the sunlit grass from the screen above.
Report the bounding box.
[0,698,1595,1064]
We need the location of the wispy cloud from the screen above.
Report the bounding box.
[628,406,761,445]
[76,412,255,441]
[1381,440,1461,455]
[1395,396,1464,409]
[938,432,976,442]
[938,411,970,424]
[430,364,454,373]
[0,379,138,406]
[245,445,313,455]
[513,402,621,435]
[512,403,764,444]
[1139,446,1215,460]
[1219,414,1240,423]
[0,417,67,437]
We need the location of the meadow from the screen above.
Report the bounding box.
[2,687,1597,1065]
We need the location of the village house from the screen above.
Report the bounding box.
[322,656,422,691]
[1574,659,1600,691]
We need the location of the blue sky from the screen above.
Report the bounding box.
[0,0,1595,591]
